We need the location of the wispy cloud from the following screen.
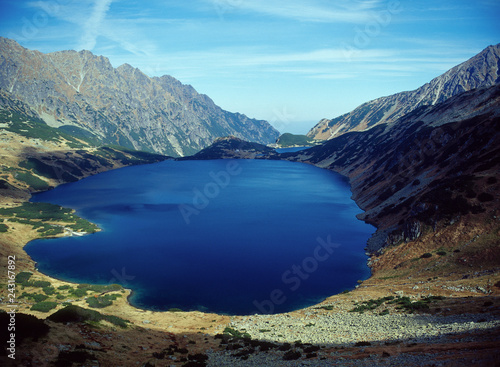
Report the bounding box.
[153,47,397,68]
[78,0,113,50]
[135,38,488,91]
[26,0,84,26]
[206,0,386,23]
[127,46,457,83]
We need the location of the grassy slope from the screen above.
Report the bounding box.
[0,107,169,311]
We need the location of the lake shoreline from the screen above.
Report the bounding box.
[1,152,499,367]
[24,159,374,315]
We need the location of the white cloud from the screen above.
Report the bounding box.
[207,0,386,23]
[132,44,471,86]
[78,0,113,51]
[148,47,395,68]
[26,0,85,25]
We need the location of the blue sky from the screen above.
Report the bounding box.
[0,0,499,134]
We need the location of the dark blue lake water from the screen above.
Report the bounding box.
[26,159,373,315]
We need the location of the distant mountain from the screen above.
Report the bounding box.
[0,37,279,156]
[275,133,320,148]
[184,136,275,160]
[307,44,500,140]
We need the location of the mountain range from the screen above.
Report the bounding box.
[1,38,499,366]
[1,37,497,256]
[0,37,279,156]
[307,44,500,140]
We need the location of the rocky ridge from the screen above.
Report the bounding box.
[182,135,276,160]
[307,43,500,140]
[0,37,279,156]
[290,85,500,255]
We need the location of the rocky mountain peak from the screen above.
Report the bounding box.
[307,44,500,140]
[0,38,279,156]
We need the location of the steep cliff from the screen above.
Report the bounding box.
[307,44,500,140]
[0,37,279,156]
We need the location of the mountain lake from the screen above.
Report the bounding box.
[26,159,374,315]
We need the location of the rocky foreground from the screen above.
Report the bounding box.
[4,291,499,366]
[231,311,499,347]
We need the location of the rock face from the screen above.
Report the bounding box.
[0,37,279,156]
[307,44,500,140]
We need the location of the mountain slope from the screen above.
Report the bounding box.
[0,100,168,201]
[295,84,500,255]
[0,37,279,156]
[307,44,500,140]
